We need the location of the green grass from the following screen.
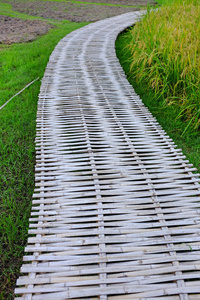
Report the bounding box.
[0,2,45,20]
[65,0,142,8]
[0,2,66,23]
[44,0,143,7]
[0,0,145,8]
[115,3,200,174]
[0,21,88,299]
[6,0,146,7]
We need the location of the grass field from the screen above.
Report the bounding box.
[0,0,199,298]
[0,16,88,298]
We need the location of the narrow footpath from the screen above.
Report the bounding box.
[15,12,200,299]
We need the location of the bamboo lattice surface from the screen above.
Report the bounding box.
[15,12,200,300]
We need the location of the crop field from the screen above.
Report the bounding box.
[116,0,200,175]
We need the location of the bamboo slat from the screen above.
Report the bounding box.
[15,11,200,299]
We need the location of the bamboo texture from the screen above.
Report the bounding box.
[15,11,200,300]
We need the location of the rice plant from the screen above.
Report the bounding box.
[127,0,200,129]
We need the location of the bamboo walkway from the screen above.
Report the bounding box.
[15,12,200,299]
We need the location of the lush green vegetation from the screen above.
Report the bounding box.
[126,0,200,129]
[0,2,72,23]
[116,0,200,172]
[0,21,88,299]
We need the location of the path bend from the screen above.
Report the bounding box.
[15,12,200,300]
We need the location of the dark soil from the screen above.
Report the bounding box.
[11,1,140,22]
[0,0,157,44]
[0,15,54,44]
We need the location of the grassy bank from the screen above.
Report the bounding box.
[0,21,87,299]
[116,0,200,172]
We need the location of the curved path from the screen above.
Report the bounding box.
[15,12,200,300]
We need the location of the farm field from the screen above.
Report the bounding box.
[0,0,154,44]
[0,0,199,298]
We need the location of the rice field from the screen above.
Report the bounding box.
[127,0,200,129]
